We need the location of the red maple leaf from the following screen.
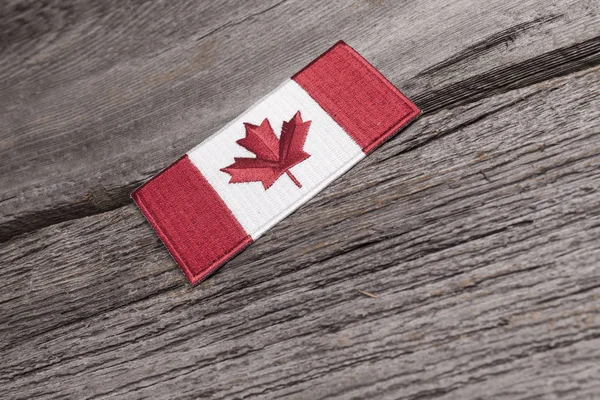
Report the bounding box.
[221,111,311,189]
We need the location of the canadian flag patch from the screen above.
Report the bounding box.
[132,41,420,284]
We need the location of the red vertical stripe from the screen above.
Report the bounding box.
[293,41,420,153]
[132,156,251,284]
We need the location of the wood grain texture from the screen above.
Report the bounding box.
[1,0,600,399]
[2,0,600,241]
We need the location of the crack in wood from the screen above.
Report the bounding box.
[414,35,600,114]
[3,38,599,243]
[417,14,564,77]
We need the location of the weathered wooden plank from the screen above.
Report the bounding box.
[0,0,287,239]
[1,0,599,241]
[2,66,599,399]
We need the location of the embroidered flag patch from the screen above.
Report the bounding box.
[132,41,420,284]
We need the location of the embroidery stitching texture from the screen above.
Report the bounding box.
[221,111,311,189]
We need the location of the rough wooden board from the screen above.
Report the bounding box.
[1,0,600,241]
[0,0,287,240]
[2,62,600,399]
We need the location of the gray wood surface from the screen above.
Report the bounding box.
[1,0,600,398]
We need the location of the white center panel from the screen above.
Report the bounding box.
[188,80,365,239]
